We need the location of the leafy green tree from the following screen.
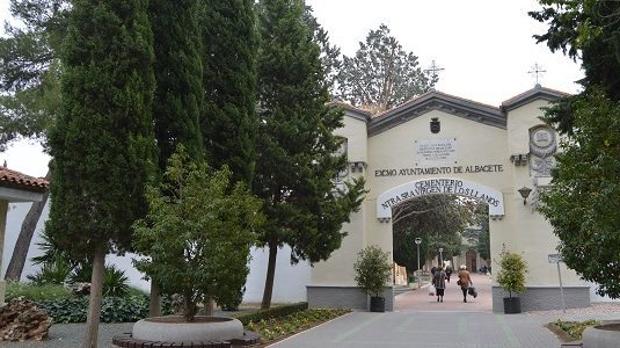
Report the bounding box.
[531,0,620,299]
[336,24,436,113]
[255,0,366,309]
[0,0,68,281]
[150,0,203,172]
[200,0,258,185]
[539,90,620,298]
[529,0,620,133]
[133,149,262,321]
[46,0,155,345]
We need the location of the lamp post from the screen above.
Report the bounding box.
[439,247,444,267]
[414,238,422,289]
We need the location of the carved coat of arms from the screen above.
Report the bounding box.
[529,126,556,177]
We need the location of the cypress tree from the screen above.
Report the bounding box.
[200,0,258,185]
[147,0,203,316]
[255,0,365,309]
[47,0,154,346]
[150,0,203,172]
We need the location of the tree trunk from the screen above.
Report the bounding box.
[81,245,105,348]
[148,281,161,317]
[204,297,214,316]
[261,241,278,309]
[5,169,51,281]
[182,290,196,322]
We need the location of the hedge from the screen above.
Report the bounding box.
[6,282,72,302]
[235,302,308,325]
[37,295,173,323]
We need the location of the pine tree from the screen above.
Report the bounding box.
[255,0,365,309]
[200,0,258,185]
[337,24,436,113]
[150,0,203,172]
[0,0,68,281]
[46,0,155,346]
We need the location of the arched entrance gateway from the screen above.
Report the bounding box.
[307,86,591,312]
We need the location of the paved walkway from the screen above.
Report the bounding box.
[270,274,562,348]
[395,273,492,312]
[268,311,560,348]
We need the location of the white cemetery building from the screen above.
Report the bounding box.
[307,85,593,312]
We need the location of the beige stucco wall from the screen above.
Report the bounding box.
[310,114,368,286]
[310,96,585,290]
[504,101,584,286]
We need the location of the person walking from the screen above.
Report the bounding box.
[457,265,472,303]
[433,266,446,303]
[445,264,453,283]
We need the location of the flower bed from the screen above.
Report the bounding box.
[547,319,600,341]
[246,308,350,345]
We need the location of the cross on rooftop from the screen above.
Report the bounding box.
[425,60,444,80]
[528,63,546,86]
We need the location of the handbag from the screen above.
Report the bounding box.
[467,286,478,298]
[457,280,461,286]
[428,285,436,296]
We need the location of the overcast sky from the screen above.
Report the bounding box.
[1,0,583,177]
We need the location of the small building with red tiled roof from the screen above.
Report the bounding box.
[0,165,49,304]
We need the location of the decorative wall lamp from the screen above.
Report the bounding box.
[510,153,529,166]
[518,186,533,205]
[350,161,367,173]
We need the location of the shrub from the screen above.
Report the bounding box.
[27,256,73,285]
[235,302,308,325]
[245,308,349,342]
[496,250,527,298]
[38,294,172,323]
[69,264,130,297]
[354,245,392,297]
[5,282,72,302]
[552,319,600,340]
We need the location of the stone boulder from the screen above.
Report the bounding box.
[0,297,52,341]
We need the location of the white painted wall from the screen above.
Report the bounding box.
[1,202,311,303]
[243,246,311,304]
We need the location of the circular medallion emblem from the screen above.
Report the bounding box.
[529,126,556,158]
[531,127,554,148]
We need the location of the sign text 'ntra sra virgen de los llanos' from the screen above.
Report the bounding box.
[379,178,502,210]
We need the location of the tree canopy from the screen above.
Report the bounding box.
[532,0,620,298]
[254,0,365,308]
[392,195,477,271]
[133,148,262,321]
[150,0,204,171]
[46,0,155,343]
[200,0,258,185]
[538,90,620,298]
[529,0,620,133]
[0,0,68,150]
[336,24,436,113]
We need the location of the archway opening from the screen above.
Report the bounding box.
[390,193,492,312]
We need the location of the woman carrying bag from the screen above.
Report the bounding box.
[457,265,472,303]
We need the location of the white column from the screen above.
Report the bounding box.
[0,200,8,304]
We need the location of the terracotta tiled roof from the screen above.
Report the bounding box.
[0,166,49,193]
